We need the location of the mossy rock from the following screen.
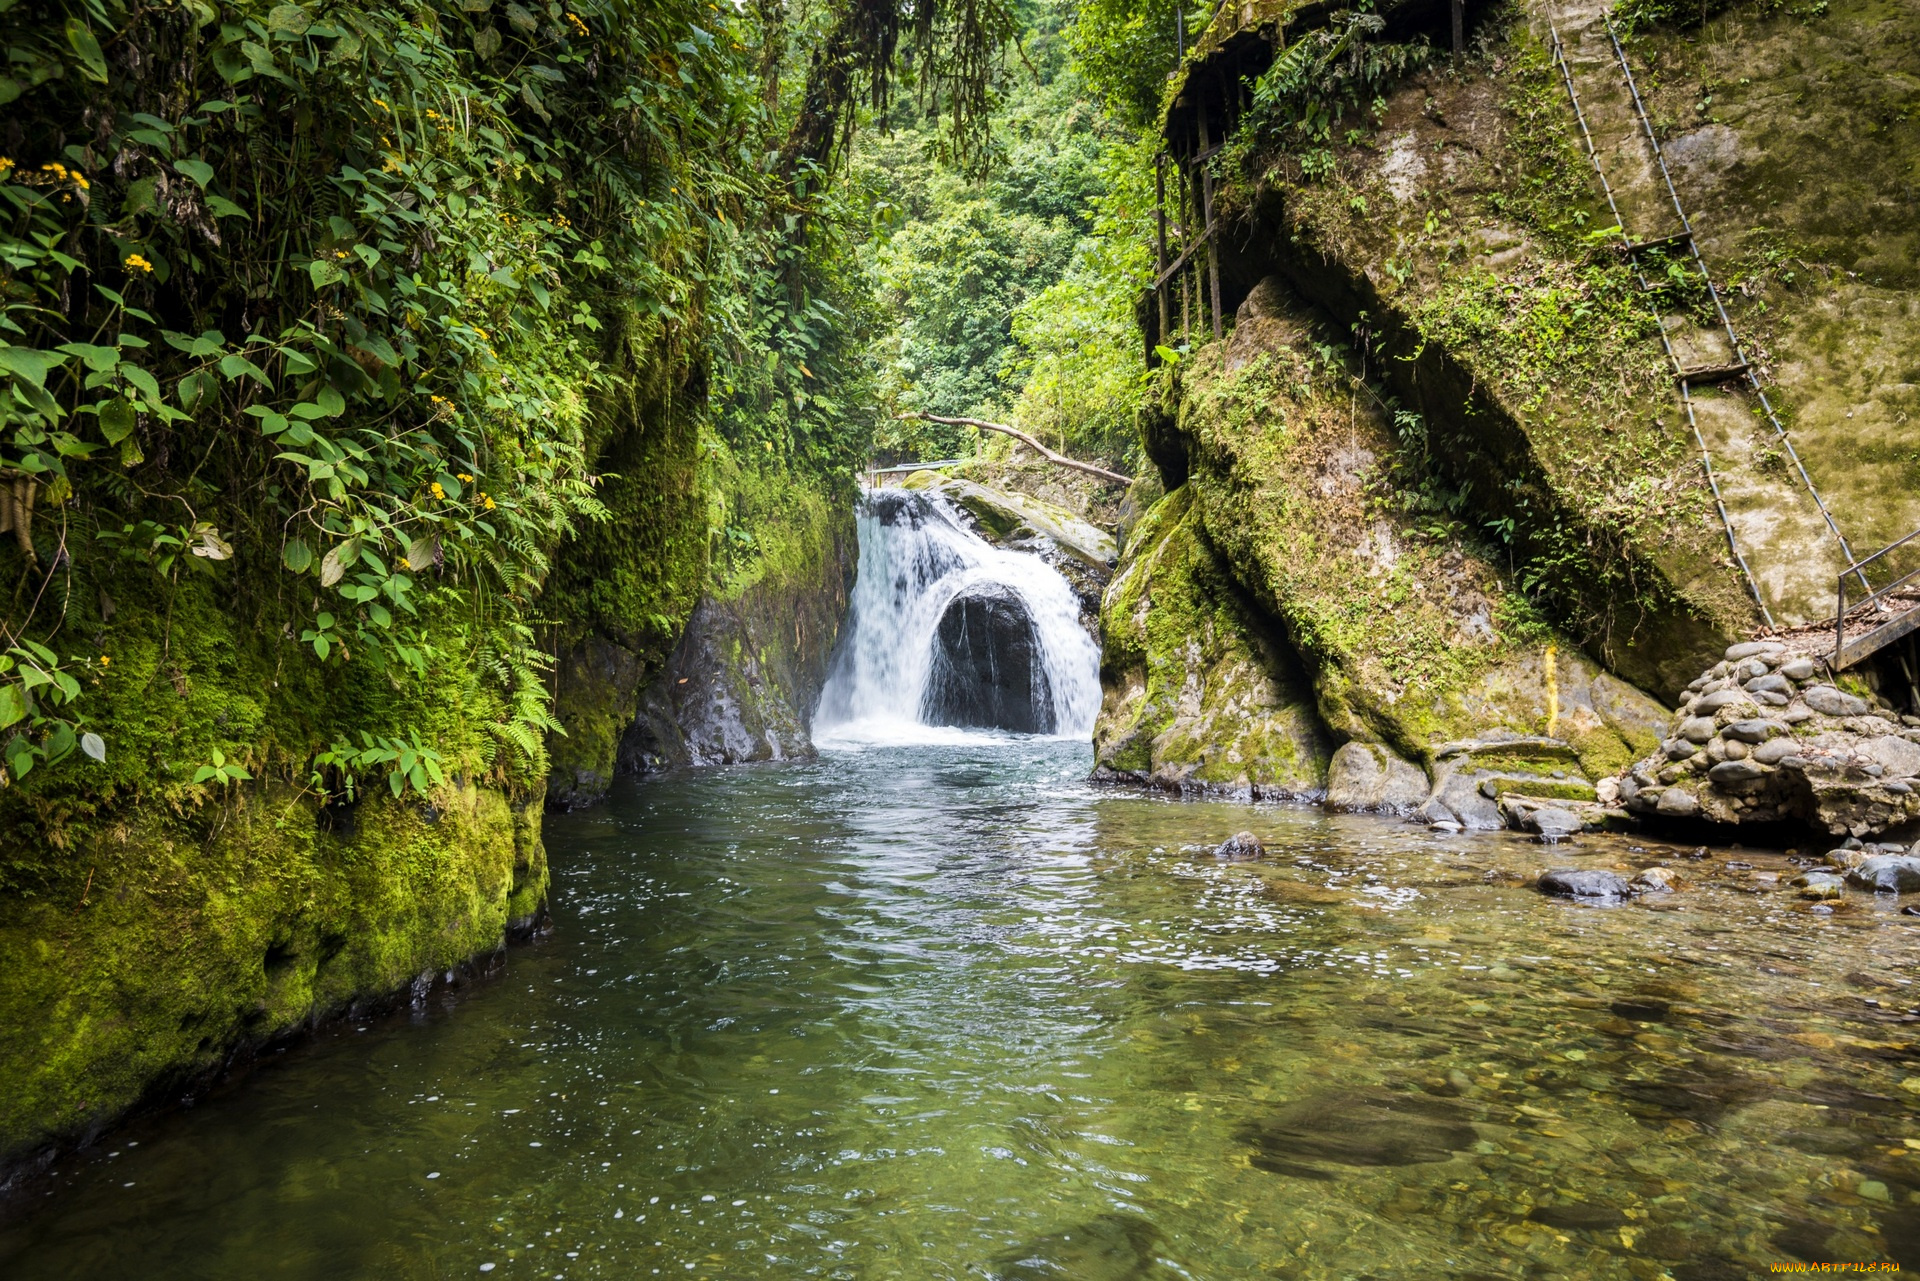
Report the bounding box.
[0,781,540,1170]
[1167,277,1671,780]
[1094,485,1331,796]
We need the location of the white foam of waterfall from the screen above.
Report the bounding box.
[815,488,1102,747]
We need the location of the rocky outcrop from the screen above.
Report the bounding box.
[550,457,856,804]
[1094,486,1332,797]
[898,468,1117,630]
[1623,640,1920,838]
[922,584,1056,733]
[1128,276,1671,822]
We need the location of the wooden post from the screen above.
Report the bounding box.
[1155,155,1170,351]
[1452,0,1464,54]
[1198,106,1223,342]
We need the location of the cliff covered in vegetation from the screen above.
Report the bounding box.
[0,0,918,1173]
[1090,0,1920,825]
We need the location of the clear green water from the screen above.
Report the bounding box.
[4,739,1919,1279]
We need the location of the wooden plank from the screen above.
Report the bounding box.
[1151,224,1214,290]
[1839,602,1920,670]
[1674,362,1752,386]
[1626,231,1692,255]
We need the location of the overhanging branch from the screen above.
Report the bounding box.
[893,413,1133,486]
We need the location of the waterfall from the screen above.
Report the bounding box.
[815,488,1102,746]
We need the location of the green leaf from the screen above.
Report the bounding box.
[192,764,218,784]
[217,353,269,386]
[81,732,105,762]
[389,768,405,797]
[178,369,215,411]
[474,26,502,59]
[266,4,312,36]
[308,259,347,289]
[99,397,136,444]
[0,685,26,730]
[316,386,346,416]
[173,158,215,189]
[205,195,249,219]
[65,19,109,83]
[282,538,314,573]
[0,346,70,389]
[57,342,120,373]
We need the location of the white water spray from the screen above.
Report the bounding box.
[815,488,1101,747]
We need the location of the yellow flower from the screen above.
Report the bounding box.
[482,494,496,511]
[397,556,412,570]
[124,253,153,273]
[473,327,490,341]
[98,655,110,668]
[373,98,390,111]
[456,472,472,482]
[430,394,446,403]
[0,158,14,179]
[429,482,445,499]
[565,11,588,35]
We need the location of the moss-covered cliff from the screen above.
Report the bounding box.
[0,0,872,1175]
[1090,0,1920,820]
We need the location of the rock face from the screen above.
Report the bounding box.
[1622,640,1920,838]
[899,469,1116,630]
[1093,485,1331,796]
[1100,276,1670,818]
[553,461,856,804]
[921,584,1056,734]
[1325,741,1430,813]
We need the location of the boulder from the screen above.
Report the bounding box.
[1655,787,1700,817]
[1537,869,1632,901]
[1723,718,1787,744]
[1214,831,1265,861]
[1779,658,1817,682]
[1529,806,1586,843]
[1803,685,1870,718]
[1845,855,1920,893]
[1725,641,1782,662]
[921,584,1054,734]
[1325,741,1429,812]
[1678,717,1718,743]
[1707,760,1768,784]
[1631,867,1681,893]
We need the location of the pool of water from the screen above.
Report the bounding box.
[3,739,1918,1279]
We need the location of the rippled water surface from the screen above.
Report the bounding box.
[5,739,1920,1279]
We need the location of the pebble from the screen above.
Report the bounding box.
[1780,657,1817,681]
[1790,871,1846,900]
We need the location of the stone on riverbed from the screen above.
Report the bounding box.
[1631,867,1681,893]
[1791,871,1847,900]
[989,1212,1160,1281]
[1537,869,1633,900]
[1529,807,1585,844]
[1238,1088,1478,1178]
[1213,831,1265,861]
[1844,855,1920,893]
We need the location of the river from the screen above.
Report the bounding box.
[2,735,1917,1278]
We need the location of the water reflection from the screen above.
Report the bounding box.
[2,739,1917,1279]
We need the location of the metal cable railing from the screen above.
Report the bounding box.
[1602,14,1866,597]
[1546,19,1771,624]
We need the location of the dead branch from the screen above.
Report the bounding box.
[893,413,1132,486]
